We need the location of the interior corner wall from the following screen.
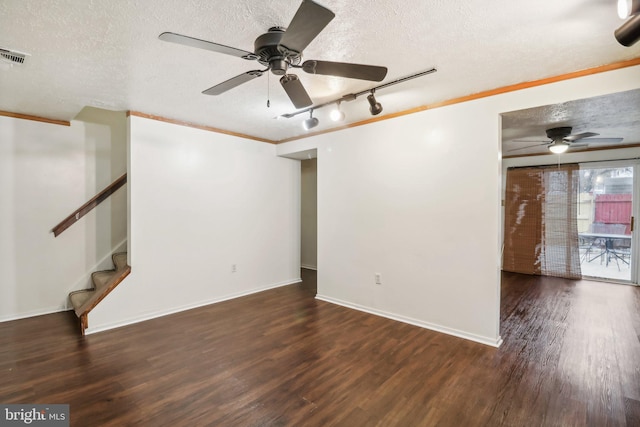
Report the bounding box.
[87,116,301,333]
[277,64,640,347]
[300,158,317,270]
[74,107,128,252]
[0,115,124,321]
[311,104,503,346]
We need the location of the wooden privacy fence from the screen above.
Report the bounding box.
[594,193,632,234]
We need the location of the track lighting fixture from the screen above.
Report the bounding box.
[615,13,640,46]
[330,101,345,122]
[280,68,438,127]
[303,109,319,130]
[548,140,569,154]
[367,90,383,116]
[616,0,640,46]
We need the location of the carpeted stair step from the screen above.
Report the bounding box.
[112,252,127,271]
[92,270,117,290]
[69,290,93,311]
[69,270,116,312]
[69,251,128,314]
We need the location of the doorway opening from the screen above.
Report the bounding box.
[300,157,317,292]
[300,157,317,271]
[578,163,635,282]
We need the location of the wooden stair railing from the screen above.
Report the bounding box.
[52,173,127,237]
[54,174,130,335]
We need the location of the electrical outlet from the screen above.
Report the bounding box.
[232,264,237,273]
[375,273,382,285]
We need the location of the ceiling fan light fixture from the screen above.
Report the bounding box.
[367,91,383,116]
[548,141,570,154]
[303,109,319,130]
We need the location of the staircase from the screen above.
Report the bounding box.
[69,252,131,335]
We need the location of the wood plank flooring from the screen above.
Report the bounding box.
[1,270,639,426]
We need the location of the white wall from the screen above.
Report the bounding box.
[0,114,126,321]
[87,116,301,333]
[277,64,640,347]
[301,158,317,269]
[74,107,128,250]
[313,104,502,346]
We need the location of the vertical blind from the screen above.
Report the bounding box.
[503,164,582,279]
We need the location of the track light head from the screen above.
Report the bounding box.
[330,101,345,122]
[330,109,345,122]
[618,0,640,19]
[615,12,640,46]
[303,110,319,130]
[367,91,383,116]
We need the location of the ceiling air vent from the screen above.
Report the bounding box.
[0,47,29,66]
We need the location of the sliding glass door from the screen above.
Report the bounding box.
[578,162,636,282]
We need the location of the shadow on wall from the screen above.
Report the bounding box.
[301,157,317,270]
[73,107,128,265]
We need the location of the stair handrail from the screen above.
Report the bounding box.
[52,173,127,237]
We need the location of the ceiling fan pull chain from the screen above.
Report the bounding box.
[267,72,271,108]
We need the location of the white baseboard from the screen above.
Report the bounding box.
[315,294,503,348]
[0,306,70,323]
[85,278,302,335]
[301,264,317,271]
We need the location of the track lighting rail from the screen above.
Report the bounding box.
[280,67,437,120]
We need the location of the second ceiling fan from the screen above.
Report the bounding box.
[159,0,388,109]
[509,126,624,154]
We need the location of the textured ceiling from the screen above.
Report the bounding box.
[502,89,640,156]
[0,0,639,142]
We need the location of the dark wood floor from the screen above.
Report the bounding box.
[1,270,639,426]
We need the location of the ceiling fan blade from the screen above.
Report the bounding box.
[578,137,624,144]
[159,32,258,60]
[280,74,312,108]
[202,70,264,95]
[279,0,335,54]
[511,139,550,143]
[565,145,589,151]
[507,142,549,152]
[565,132,599,142]
[301,60,387,82]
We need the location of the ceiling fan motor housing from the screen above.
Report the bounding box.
[254,27,301,75]
[546,126,572,140]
